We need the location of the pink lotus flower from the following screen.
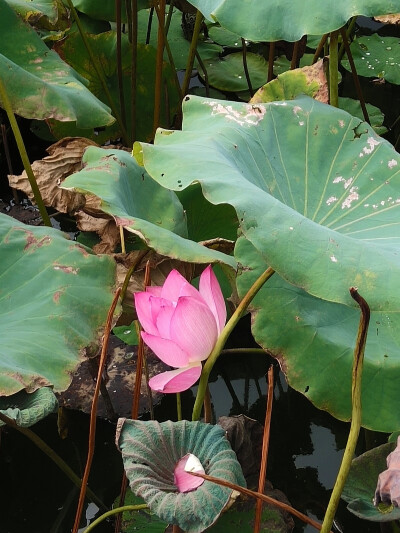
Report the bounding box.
[134,266,226,393]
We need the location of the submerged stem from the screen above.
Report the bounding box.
[320,288,370,533]
[192,267,275,421]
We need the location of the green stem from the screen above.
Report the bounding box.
[65,0,131,146]
[83,504,148,532]
[181,10,203,96]
[176,392,182,421]
[192,267,275,421]
[320,288,370,533]
[0,78,51,226]
[329,30,339,107]
[0,412,106,511]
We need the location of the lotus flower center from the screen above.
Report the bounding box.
[174,453,205,493]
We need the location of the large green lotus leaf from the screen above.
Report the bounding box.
[235,236,400,432]
[0,387,58,427]
[342,35,400,85]
[188,0,400,41]
[72,0,150,22]
[342,442,400,521]
[0,0,113,127]
[204,52,268,92]
[136,95,400,312]
[137,8,222,71]
[62,147,236,268]
[51,31,178,143]
[5,0,69,30]
[0,213,116,396]
[116,419,246,533]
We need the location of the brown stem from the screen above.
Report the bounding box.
[339,27,370,124]
[267,42,275,82]
[242,38,254,96]
[190,471,333,532]
[254,365,274,532]
[114,262,151,533]
[312,34,328,64]
[290,40,300,70]
[72,288,121,533]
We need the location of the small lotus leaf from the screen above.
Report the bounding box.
[0,387,58,427]
[116,419,246,533]
[342,35,400,84]
[204,52,268,92]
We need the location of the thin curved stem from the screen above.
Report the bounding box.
[0,78,51,226]
[192,267,275,421]
[320,288,370,533]
[83,504,148,532]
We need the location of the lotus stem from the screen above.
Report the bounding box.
[0,77,51,226]
[153,0,166,137]
[176,392,182,421]
[242,38,254,96]
[320,288,370,533]
[328,30,339,107]
[65,0,131,146]
[181,10,204,97]
[190,471,331,532]
[72,288,122,533]
[0,412,106,511]
[339,27,370,124]
[131,0,138,142]
[83,504,148,532]
[192,267,275,421]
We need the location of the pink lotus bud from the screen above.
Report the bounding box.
[134,266,226,393]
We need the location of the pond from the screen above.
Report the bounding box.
[0,335,388,532]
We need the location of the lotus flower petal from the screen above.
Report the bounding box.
[116,419,246,533]
[174,453,205,493]
[199,265,226,335]
[170,297,218,362]
[134,292,159,336]
[148,364,202,393]
[161,269,204,303]
[146,286,162,296]
[141,332,190,367]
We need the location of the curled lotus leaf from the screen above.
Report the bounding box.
[116,419,246,533]
[0,387,58,427]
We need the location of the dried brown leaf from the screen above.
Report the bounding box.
[374,13,400,24]
[8,137,98,213]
